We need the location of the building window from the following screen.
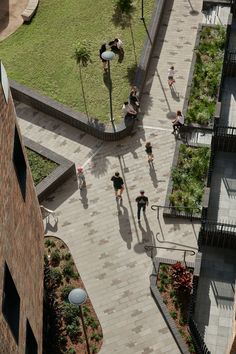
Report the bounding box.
[2,262,20,343]
[13,127,26,200]
[25,320,38,354]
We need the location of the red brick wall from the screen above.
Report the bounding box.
[0,80,44,353]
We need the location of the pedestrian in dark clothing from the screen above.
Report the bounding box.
[129,86,140,112]
[99,43,108,72]
[111,172,124,199]
[135,190,149,222]
[145,142,154,164]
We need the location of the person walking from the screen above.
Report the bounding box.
[168,66,175,87]
[172,110,184,134]
[122,101,137,119]
[77,166,86,189]
[145,142,154,165]
[129,86,140,112]
[111,172,124,199]
[135,190,149,222]
[99,43,108,72]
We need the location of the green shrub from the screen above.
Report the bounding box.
[158,285,164,292]
[61,285,75,301]
[186,25,226,125]
[64,252,71,261]
[58,334,67,347]
[91,344,98,353]
[86,315,98,329]
[90,333,103,342]
[51,249,61,266]
[160,264,168,272]
[45,239,56,248]
[114,0,133,13]
[82,305,91,317]
[66,348,76,354]
[62,303,80,325]
[170,145,210,212]
[63,263,75,279]
[170,311,177,320]
[49,268,62,286]
[67,323,80,341]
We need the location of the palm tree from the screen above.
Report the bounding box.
[73,40,92,119]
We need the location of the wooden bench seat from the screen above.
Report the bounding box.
[22,0,39,22]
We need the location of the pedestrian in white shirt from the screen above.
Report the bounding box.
[172,110,184,133]
[168,66,175,87]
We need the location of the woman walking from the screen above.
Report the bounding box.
[145,142,154,164]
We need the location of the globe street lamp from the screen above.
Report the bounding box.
[101,50,115,131]
[68,288,90,354]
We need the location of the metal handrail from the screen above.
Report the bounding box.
[144,245,195,268]
[151,204,201,220]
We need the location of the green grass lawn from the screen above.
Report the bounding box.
[26,148,58,185]
[0,0,155,123]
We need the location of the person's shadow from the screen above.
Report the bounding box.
[117,200,132,249]
[149,164,158,188]
[44,217,58,234]
[138,213,157,258]
[170,85,180,101]
[80,188,88,209]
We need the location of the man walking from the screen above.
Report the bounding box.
[111,172,124,199]
[135,190,149,222]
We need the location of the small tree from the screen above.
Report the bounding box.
[115,0,133,14]
[73,40,92,118]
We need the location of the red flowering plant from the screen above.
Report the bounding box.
[171,262,192,293]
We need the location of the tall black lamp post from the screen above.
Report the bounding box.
[68,288,90,354]
[101,50,116,131]
[140,0,144,20]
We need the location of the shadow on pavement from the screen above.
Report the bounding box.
[117,200,133,249]
[43,175,79,210]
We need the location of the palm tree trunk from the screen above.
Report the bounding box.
[79,63,89,120]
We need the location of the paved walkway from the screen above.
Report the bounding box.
[16,0,203,353]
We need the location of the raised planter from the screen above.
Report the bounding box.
[164,143,210,220]
[150,257,195,354]
[183,23,227,128]
[23,137,75,203]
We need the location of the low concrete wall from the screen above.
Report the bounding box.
[23,137,75,203]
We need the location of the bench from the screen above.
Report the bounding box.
[22,0,39,22]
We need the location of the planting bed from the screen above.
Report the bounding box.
[186,25,226,125]
[44,236,103,354]
[169,145,210,214]
[26,147,58,185]
[157,262,196,353]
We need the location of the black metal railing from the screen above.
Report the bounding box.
[151,204,201,221]
[199,220,236,249]
[188,317,211,354]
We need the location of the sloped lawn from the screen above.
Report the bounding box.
[0,0,155,123]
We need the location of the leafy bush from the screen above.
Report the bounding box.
[61,285,75,301]
[48,268,62,287]
[62,303,80,325]
[171,262,192,292]
[170,311,177,320]
[66,348,76,354]
[86,315,98,329]
[186,25,226,124]
[63,263,76,280]
[64,252,71,261]
[90,333,103,342]
[51,249,61,266]
[67,323,81,341]
[45,239,55,248]
[169,145,210,212]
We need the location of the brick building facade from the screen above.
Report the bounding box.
[0,62,44,353]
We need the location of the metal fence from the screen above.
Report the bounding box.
[199,220,236,249]
[188,317,211,354]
